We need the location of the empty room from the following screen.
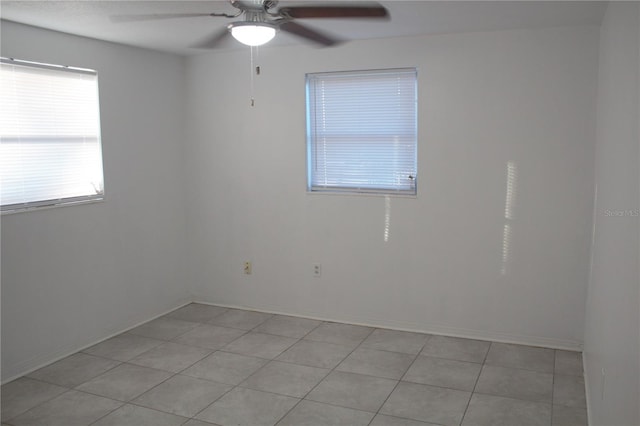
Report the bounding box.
[0,1,638,425]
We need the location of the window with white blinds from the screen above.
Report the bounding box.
[0,58,104,213]
[306,68,417,195]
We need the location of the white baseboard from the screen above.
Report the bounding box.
[582,352,592,425]
[1,300,192,384]
[193,300,584,352]
[3,297,584,385]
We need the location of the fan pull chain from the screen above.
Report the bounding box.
[249,46,261,107]
[250,46,255,106]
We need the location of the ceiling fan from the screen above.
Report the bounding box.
[111,0,389,49]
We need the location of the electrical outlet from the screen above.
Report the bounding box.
[244,261,252,275]
[313,263,321,277]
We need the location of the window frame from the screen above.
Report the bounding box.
[305,67,418,196]
[0,57,105,214]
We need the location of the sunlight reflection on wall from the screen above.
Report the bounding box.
[384,195,391,242]
[501,161,518,275]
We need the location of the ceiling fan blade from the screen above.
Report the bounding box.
[279,21,341,46]
[190,27,231,49]
[278,3,388,20]
[110,13,216,23]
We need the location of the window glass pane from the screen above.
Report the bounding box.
[0,58,104,212]
[306,68,417,194]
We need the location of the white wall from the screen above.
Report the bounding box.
[0,20,604,383]
[0,21,190,381]
[185,26,599,350]
[583,3,640,425]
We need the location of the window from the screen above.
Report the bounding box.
[306,68,417,195]
[0,57,104,213]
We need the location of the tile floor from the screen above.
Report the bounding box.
[1,303,588,426]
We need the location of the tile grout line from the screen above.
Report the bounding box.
[60,309,256,425]
[1,380,75,425]
[181,378,236,424]
[458,339,493,425]
[24,358,123,390]
[74,313,244,423]
[186,313,285,423]
[64,387,125,426]
[184,313,320,424]
[13,311,320,424]
[123,344,222,418]
[87,400,185,426]
[366,333,433,426]
[274,324,377,425]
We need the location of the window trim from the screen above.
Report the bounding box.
[305,67,418,196]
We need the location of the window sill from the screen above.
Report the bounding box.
[306,190,417,199]
[1,197,105,215]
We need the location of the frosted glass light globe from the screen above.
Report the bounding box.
[230,23,276,47]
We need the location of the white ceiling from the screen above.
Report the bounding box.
[1,1,607,56]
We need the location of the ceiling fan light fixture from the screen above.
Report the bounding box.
[229,22,276,46]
